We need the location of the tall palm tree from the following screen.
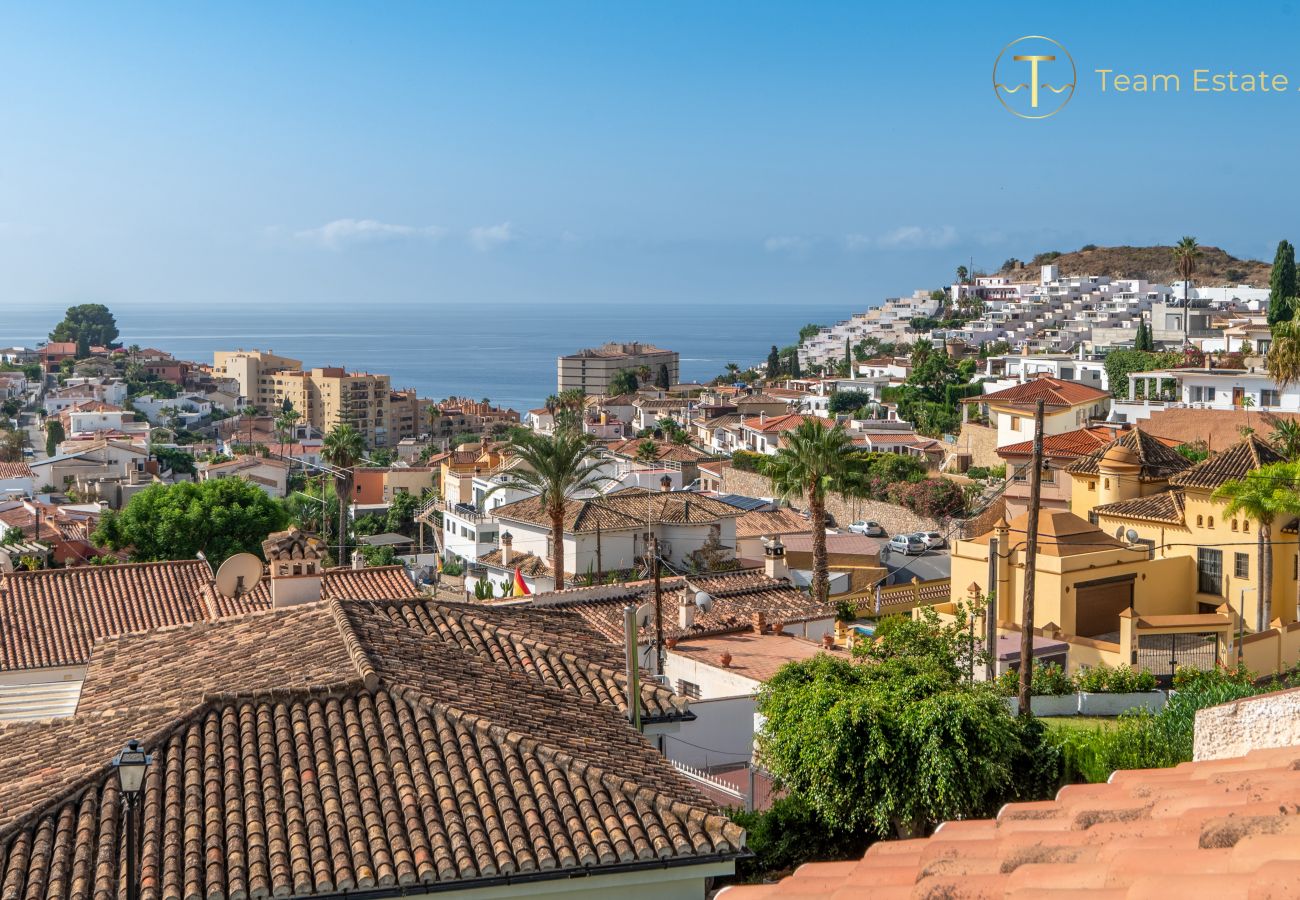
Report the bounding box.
[1172,236,1202,346]
[1214,461,1300,631]
[274,407,300,461]
[486,428,609,590]
[424,403,442,438]
[241,405,259,449]
[765,418,864,604]
[724,362,741,381]
[322,423,365,565]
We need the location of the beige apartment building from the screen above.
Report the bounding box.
[211,350,303,404]
[557,341,679,395]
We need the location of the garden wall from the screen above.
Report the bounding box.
[1194,687,1300,761]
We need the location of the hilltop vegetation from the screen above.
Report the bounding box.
[997,244,1270,286]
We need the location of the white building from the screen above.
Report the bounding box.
[1114,367,1300,423]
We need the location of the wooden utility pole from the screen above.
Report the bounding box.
[1018,398,1046,717]
[650,534,664,674]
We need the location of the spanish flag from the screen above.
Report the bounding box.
[512,566,531,597]
[436,555,444,574]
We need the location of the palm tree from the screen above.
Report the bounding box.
[274,407,300,461]
[241,405,259,449]
[1241,393,1256,432]
[1172,236,1202,345]
[1267,319,1300,387]
[635,439,660,465]
[1214,461,1300,631]
[486,428,609,590]
[424,403,442,438]
[724,362,741,382]
[766,418,864,604]
[544,394,559,415]
[1271,419,1300,460]
[322,423,365,565]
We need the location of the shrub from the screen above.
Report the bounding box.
[731,450,769,473]
[994,662,1073,697]
[726,795,871,884]
[1073,663,1157,694]
[440,557,464,576]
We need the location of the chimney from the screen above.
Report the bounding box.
[351,551,365,570]
[501,530,513,565]
[751,611,767,634]
[262,527,325,608]
[764,535,789,581]
[679,598,695,630]
[660,474,673,492]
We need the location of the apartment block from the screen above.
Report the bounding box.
[211,349,303,404]
[557,341,678,395]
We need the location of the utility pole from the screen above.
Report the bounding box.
[1018,398,1046,717]
[985,536,998,682]
[650,534,664,675]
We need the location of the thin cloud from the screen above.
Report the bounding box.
[875,225,959,250]
[764,235,815,256]
[295,218,446,250]
[469,222,515,251]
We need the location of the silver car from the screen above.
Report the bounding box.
[888,534,926,556]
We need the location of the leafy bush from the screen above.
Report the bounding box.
[440,557,464,576]
[965,465,1007,482]
[731,450,769,473]
[726,795,871,884]
[1073,663,1157,694]
[995,662,1073,697]
[887,478,968,518]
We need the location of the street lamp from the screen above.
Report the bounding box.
[112,740,152,900]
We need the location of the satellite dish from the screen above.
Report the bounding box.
[635,602,656,629]
[215,553,263,599]
[1125,529,1140,544]
[694,590,713,613]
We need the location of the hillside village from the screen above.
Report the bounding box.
[8,240,1300,896]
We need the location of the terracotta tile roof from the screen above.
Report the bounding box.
[1094,489,1187,525]
[742,413,829,434]
[718,742,1300,899]
[605,437,710,462]
[0,560,259,671]
[475,547,565,579]
[1169,433,1287,490]
[0,462,34,479]
[494,488,741,534]
[969,376,1110,409]
[232,565,419,615]
[734,508,813,539]
[965,509,1129,557]
[530,571,834,644]
[997,426,1116,461]
[0,600,744,897]
[1066,428,1195,479]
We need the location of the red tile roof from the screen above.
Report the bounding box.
[997,426,1116,460]
[0,462,34,479]
[743,413,829,434]
[719,742,1300,899]
[970,377,1110,409]
[0,599,745,896]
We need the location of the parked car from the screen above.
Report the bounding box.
[847,520,885,537]
[915,531,946,550]
[888,533,926,556]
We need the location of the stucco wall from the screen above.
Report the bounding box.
[1194,688,1300,761]
[719,467,939,536]
[662,694,757,769]
[953,422,1003,469]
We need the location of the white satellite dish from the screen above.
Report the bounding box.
[215,552,263,599]
[635,601,656,629]
[1125,529,1140,544]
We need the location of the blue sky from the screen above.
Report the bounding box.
[1,1,1298,312]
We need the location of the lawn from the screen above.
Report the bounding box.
[1040,716,1119,732]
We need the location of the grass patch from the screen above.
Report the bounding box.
[1040,716,1119,732]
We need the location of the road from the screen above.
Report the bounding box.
[881,547,950,585]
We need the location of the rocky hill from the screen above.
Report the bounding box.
[997,245,1270,287]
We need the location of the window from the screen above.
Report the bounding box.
[1205,387,1216,402]
[1198,548,1223,595]
[1207,517,1215,529]
[676,680,702,699]
[1009,415,1021,431]
[1262,389,1281,408]
[1232,520,1238,532]
[1235,553,1250,580]
[1196,515,1203,527]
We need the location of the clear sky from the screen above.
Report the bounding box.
[2,1,1298,313]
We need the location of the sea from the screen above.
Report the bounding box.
[1,299,862,413]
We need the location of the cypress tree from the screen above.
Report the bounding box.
[1268,239,1297,326]
[766,345,781,379]
[655,363,670,390]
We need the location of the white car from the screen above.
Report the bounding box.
[915,531,947,550]
[888,534,926,556]
[847,520,885,537]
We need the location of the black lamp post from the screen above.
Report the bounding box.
[112,740,152,900]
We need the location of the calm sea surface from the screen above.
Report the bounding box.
[2,299,863,412]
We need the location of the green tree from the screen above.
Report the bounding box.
[91,479,288,565]
[1268,239,1297,327]
[608,368,639,396]
[0,429,22,462]
[765,419,864,603]
[1,525,24,544]
[486,428,609,590]
[44,419,65,457]
[798,323,824,343]
[274,407,300,459]
[635,439,660,464]
[49,304,119,347]
[756,608,1056,838]
[1267,319,1300,388]
[1172,236,1202,343]
[1133,319,1154,351]
[766,345,781,379]
[385,490,420,535]
[1213,461,1300,630]
[151,446,197,476]
[655,363,671,390]
[322,423,365,564]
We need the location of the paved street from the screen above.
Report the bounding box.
[881,547,951,585]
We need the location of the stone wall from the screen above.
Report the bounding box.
[951,422,1001,470]
[719,466,939,537]
[1194,687,1300,761]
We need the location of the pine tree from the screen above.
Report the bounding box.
[1134,319,1153,351]
[1269,239,1297,326]
[655,363,670,390]
[766,345,781,379]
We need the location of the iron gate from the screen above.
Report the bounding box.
[1135,632,1219,687]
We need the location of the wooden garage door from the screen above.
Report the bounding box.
[1074,575,1134,638]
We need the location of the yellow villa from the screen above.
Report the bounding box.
[948,430,1300,679]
